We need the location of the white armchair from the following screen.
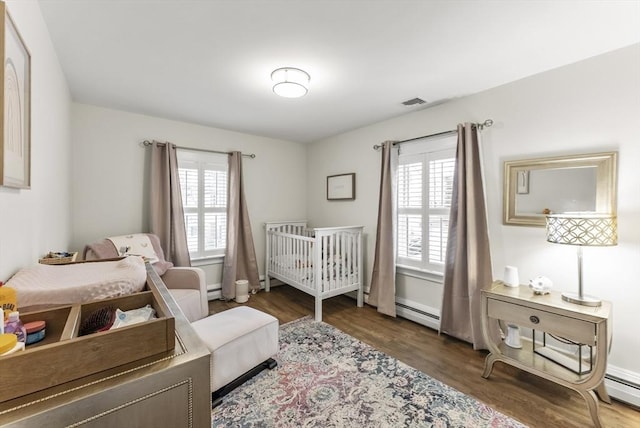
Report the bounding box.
[160,266,208,322]
[83,233,208,322]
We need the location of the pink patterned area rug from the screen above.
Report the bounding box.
[212,316,526,427]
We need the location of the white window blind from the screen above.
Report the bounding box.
[177,150,228,259]
[397,135,456,274]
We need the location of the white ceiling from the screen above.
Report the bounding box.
[38,0,640,143]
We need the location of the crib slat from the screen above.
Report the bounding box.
[319,234,324,292]
[338,233,344,289]
[335,232,340,288]
[350,233,354,284]
[351,232,355,284]
[330,234,335,291]
[342,234,346,289]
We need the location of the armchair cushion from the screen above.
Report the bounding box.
[162,267,208,322]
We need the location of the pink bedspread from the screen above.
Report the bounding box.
[7,256,147,309]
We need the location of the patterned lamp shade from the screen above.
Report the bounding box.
[546,213,617,246]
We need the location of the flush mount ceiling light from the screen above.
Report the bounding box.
[271,67,310,98]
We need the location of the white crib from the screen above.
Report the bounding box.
[265,221,364,321]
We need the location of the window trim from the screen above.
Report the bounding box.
[396,264,444,283]
[190,253,225,267]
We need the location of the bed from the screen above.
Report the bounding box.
[265,221,363,321]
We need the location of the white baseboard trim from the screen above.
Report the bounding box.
[606,365,640,407]
[395,296,440,331]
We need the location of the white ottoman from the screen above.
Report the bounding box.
[191,306,279,405]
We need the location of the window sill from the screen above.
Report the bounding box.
[190,254,225,267]
[396,265,444,284]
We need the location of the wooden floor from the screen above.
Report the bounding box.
[209,285,639,428]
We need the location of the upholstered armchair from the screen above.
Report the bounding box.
[159,266,208,322]
[83,233,208,322]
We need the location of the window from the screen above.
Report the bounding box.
[177,150,228,259]
[396,135,456,274]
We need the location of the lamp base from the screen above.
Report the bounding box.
[561,292,602,307]
[504,324,522,349]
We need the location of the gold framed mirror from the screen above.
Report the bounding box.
[503,152,617,227]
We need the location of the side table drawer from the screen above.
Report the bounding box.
[487,298,596,345]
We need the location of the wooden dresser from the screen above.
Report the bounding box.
[0,264,211,427]
[481,281,612,428]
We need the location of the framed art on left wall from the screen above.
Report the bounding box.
[0,3,31,189]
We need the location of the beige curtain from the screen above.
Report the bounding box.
[369,141,398,317]
[440,123,499,350]
[222,152,260,300]
[149,141,191,267]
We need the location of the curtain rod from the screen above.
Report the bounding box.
[372,119,494,150]
[142,140,256,158]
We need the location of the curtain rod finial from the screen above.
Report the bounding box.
[479,119,494,130]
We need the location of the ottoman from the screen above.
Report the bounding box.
[191,306,279,406]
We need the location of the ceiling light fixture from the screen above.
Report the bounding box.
[271,67,310,98]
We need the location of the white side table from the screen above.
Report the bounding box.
[481,281,612,428]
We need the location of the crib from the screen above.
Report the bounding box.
[265,221,364,321]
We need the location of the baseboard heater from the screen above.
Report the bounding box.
[605,373,640,408]
[357,292,442,331]
[394,297,441,331]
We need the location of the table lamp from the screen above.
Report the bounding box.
[545,213,617,307]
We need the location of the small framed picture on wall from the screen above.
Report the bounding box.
[516,170,529,195]
[327,173,355,201]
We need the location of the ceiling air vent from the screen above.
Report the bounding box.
[402,97,426,106]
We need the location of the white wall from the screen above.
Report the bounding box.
[70,104,307,287]
[307,44,640,392]
[0,1,71,280]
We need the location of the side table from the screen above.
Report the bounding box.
[481,281,612,427]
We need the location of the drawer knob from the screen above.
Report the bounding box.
[529,315,540,324]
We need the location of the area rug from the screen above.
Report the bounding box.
[211,317,526,427]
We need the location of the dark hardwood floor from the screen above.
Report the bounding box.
[209,285,639,428]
